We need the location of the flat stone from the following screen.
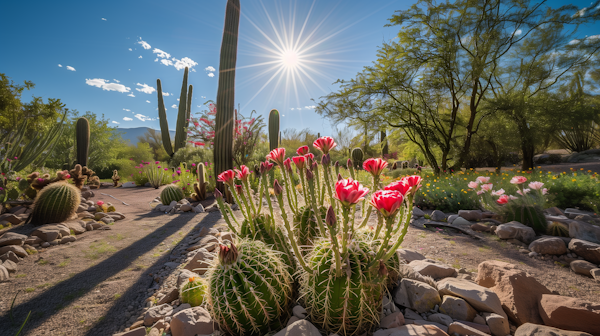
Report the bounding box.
[568,239,600,264]
[170,307,214,336]
[144,304,173,327]
[397,249,426,263]
[539,294,600,335]
[374,324,449,336]
[495,221,536,244]
[568,220,600,244]
[30,226,61,242]
[482,312,511,336]
[0,213,22,225]
[24,236,42,245]
[427,313,453,327]
[393,278,441,313]
[107,212,125,220]
[458,210,483,221]
[515,323,593,336]
[61,220,86,234]
[452,217,472,227]
[529,237,567,255]
[546,207,565,216]
[157,287,179,305]
[439,295,477,322]
[412,320,448,333]
[403,308,423,320]
[453,320,490,334]
[2,259,17,273]
[183,249,212,274]
[0,245,28,258]
[380,311,405,329]
[437,277,507,319]
[0,232,27,247]
[409,260,457,279]
[471,223,490,232]
[0,265,9,281]
[60,236,76,244]
[448,322,489,336]
[100,216,114,224]
[180,204,193,212]
[570,260,597,277]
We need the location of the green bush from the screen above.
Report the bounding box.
[170,145,212,168]
[547,173,600,211]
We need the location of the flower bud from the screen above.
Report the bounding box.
[311,162,318,172]
[218,243,239,265]
[325,205,336,228]
[321,153,331,166]
[347,158,353,167]
[214,188,223,200]
[378,259,388,277]
[273,179,283,196]
[306,169,314,181]
[335,161,339,169]
[337,173,343,181]
[235,184,243,194]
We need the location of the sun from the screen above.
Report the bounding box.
[280,48,301,69]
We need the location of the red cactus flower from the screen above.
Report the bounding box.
[370,190,404,218]
[334,178,369,207]
[313,136,337,154]
[497,195,510,205]
[267,148,286,166]
[217,170,236,186]
[235,165,250,182]
[260,160,274,175]
[363,158,388,177]
[292,156,306,171]
[283,158,292,173]
[402,175,423,194]
[297,145,309,156]
[384,180,411,196]
[304,153,314,161]
[510,176,527,184]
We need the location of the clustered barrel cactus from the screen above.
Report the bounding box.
[160,185,184,205]
[29,182,81,225]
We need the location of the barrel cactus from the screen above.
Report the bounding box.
[160,185,184,205]
[547,221,569,237]
[207,240,292,336]
[239,213,294,270]
[293,206,326,248]
[76,117,90,167]
[351,148,364,168]
[30,182,81,225]
[268,109,280,150]
[180,277,207,307]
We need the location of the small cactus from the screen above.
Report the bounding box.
[112,170,120,187]
[29,182,81,225]
[180,277,207,307]
[268,109,280,150]
[76,117,90,167]
[351,148,364,169]
[160,185,184,205]
[547,221,569,237]
[69,164,87,189]
[191,163,208,201]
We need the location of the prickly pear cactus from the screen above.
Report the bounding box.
[293,206,326,247]
[160,185,184,205]
[207,240,292,336]
[180,277,207,307]
[30,182,81,225]
[301,238,385,336]
[239,213,295,270]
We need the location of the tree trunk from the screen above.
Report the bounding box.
[381,131,388,156]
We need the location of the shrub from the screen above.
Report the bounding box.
[170,144,212,168]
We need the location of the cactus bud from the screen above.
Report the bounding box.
[325,205,336,228]
[273,179,283,196]
[283,158,292,173]
[321,153,331,166]
[347,158,353,168]
[306,169,314,181]
[378,259,388,277]
[335,161,339,169]
[215,188,223,200]
[311,161,318,171]
[235,184,243,194]
[218,243,238,265]
[338,173,343,181]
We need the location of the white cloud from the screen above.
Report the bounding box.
[162,92,170,96]
[58,64,62,67]
[161,59,173,66]
[135,83,156,94]
[102,18,107,21]
[205,66,216,72]
[291,108,295,110]
[173,57,197,71]
[112,120,119,124]
[296,107,303,110]
[137,40,151,50]
[66,66,76,71]
[128,48,132,51]
[86,78,131,93]
[587,35,600,42]
[177,99,180,101]
[171,104,177,108]
[514,29,522,36]
[304,105,316,109]
[128,93,135,97]
[123,117,133,121]
[208,73,215,77]
[114,79,120,83]
[123,108,131,112]
[201,96,206,99]
[134,113,154,121]
[153,48,171,59]
[146,100,151,103]
[138,55,143,59]
[154,58,158,62]
[569,39,581,45]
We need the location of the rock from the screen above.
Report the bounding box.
[437,277,507,319]
[114,327,147,336]
[431,210,446,221]
[458,210,483,221]
[0,232,27,247]
[476,260,551,325]
[482,313,510,336]
[193,204,205,213]
[0,245,28,258]
[453,321,490,334]
[273,319,322,336]
[121,181,136,188]
[100,216,114,224]
[412,320,449,333]
[403,308,423,320]
[529,237,567,255]
[157,288,179,305]
[179,204,192,212]
[453,217,472,227]
[471,223,490,232]
[539,294,600,335]
[447,215,458,224]
[144,304,173,327]
[409,260,457,279]
[183,249,211,275]
[568,220,600,244]
[107,212,125,220]
[473,315,486,325]
[0,213,22,225]
[177,269,201,288]
[59,236,76,244]
[170,307,214,336]
[439,296,477,321]
[147,328,160,336]
[393,278,441,313]
[515,323,593,336]
[570,260,596,277]
[397,249,426,263]
[292,305,307,319]
[41,242,50,248]
[2,259,17,273]
[591,268,600,281]
[412,207,425,218]
[77,204,88,213]
[447,322,490,336]
[220,232,234,242]
[546,207,565,216]
[564,208,591,218]
[495,221,535,244]
[62,220,86,234]
[428,313,453,327]
[24,236,42,245]
[30,226,61,242]
[374,324,449,336]
[380,311,405,329]
[286,316,300,326]
[0,265,9,281]
[85,223,94,231]
[568,239,600,264]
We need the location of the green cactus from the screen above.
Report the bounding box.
[293,206,326,248]
[351,148,364,169]
[213,0,240,188]
[29,182,81,225]
[160,185,184,205]
[207,240,292,336]
[268,109,280,150]
[500,202,547,234]
[157,67,192,157]
[180,277,207,307]
[191,163,208,201]
[239,213,295,270]
[381,131,388,156]
[301,238,385,336]
[547,221,569,237]
[76,117,90,167]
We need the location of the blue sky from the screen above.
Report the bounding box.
[1,0,597,136]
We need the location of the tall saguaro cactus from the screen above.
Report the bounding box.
[157,67,193,157]
[213,0,240,189]
[268,109,280,150]
[76,117,90,167]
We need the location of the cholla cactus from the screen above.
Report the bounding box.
[190,163,208,201]
[207,240,292,336]
[69,164,87,189]
[29,182,81,225]
[160,185,184,205]
[111,170,120,187]
[88,175,100,188]
[180,277,207,307]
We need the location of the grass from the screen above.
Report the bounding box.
[36,283,50,289]
[57,259,70,268]
[108,233,125,241]
[38,260,49,265]
[449,240,456,245]
[15,274,27,278]
[113,293,121,300]
[25,249,38,255]
[84,241,117,260]
[25,288,35,293]
[451,259,461,269]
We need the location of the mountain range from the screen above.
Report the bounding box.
[115,127,175,145]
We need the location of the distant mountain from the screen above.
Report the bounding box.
[115,127,175,145]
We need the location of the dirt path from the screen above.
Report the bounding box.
[0,186,221,336]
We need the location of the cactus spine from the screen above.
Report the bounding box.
[213,0,240,188]
[239,214,295,270]
[76,117,90,167]
[180,277,207,307]
[268,109,280,150]
[351,148,364,168]
[207,240,291,336]
[160,185,184,205]
[547,221,569,237]
[157,67,192,157]
[30,182,81,225]
[293,206,326,248]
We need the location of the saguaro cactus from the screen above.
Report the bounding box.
[268,109,280,150]
[381,131,388,156]
[157,67,193,157]
[351,147,364,168]
[213,0,241,188]
[76,117,90,167]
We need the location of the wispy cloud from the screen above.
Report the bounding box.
[128,48,132,51]
[86,78,131,93]
[514,29,522,36]
[123,108,131,112]
[136,83,155,94]
[137,39,151,50]
[162,92,170,96]
[150,48,197,71]
[208,73,215,77]
[153,48,171,59]
[304,105,316,109]
[171,104,177,108]
[66,66,76,71]
[205,66,216,72]
[134,113,154,121]
[112,120,119,124]
[58,64,62,67]
[114,79,120,83]
[123,117,133,121]
[146,100,151,103]
[569,39,581,45]
[173,57,197,71]
[161,59,173,66]
[101,18,107,21]
[128,93,135,97]
[138,56,142,59]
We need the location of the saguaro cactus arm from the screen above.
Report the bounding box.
[174,67,189,152]
[157,79,174,156]
[76,117,90,167]
[268,109,280,150]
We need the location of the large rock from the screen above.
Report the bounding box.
[30,225,64,242]
[447,322,489,336]
[273,319,321,336]
[170,307,214,336]
[183,249,212,274]
[568,239,600,264]
[0,232,27,247]
[427,313,453,327]
[495,221,536,244]
[476,260,550,325]
[568,220,600,244]
[439,296,477,322]
[452,217,472,227]
[144,304,173,327]
[515,323,593,336]
[529,237,567,255]
[482,312,510,336]
[437,278,507,319]
[412,207,425,218]
[373,324,449,336]
[0,265,9,281]
[0,213,22,225]
[393,278,441,313]
[2,259,17,273]
[397,249,426,263]
[431,210,446,221]
[0,245,28,258]
[570,260,596,277]
[458,210,483,221]
[62,220,86,235]
[409,260,457,280]
[539,294,600,335]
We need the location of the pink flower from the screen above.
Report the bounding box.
[402,175,423,194]
[517,189,531,196]
[510,176,527,184]
[542,188,548,195]
[217,170,236,186]
[304,153,314,161]
[266,148,286,166]
[313,136,337,154]
[283,158,292,173]
[509,195,518,200]
[468,181,479,189]
[97,201,105,206]
[496,195,509,205]
[292,156,306,171]
[480,183,493,192]
[235,165,250,182]
[334,178,369,207]
[477,190,484,195]
[491,188,505,196]
[384,180,411,196]
[363,158,388,177]
[476,176,490,183]
[260,161,274,175]
[370,190,404,218]
[155,161,160,164]
[528,181,544,190]
[164,168,168,171]
[297,146,309,156]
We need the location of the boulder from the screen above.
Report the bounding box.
[2,259,17,273]
[409,260,457,279]
[183,249,212,274]
[427,313,453,327]
[24,236,42,245]
[437,278,507,319]
[568,220,600,244]
[495,221,535,244]
[403,308,423,320]
[529,237,567,255]
[569,260,597,277]
[452,217,472,227]
[62,220,86,235]
[157,287,179,305]
[397,249,426,263]
[0,232,27,247]
[447,215,458,224]
[476,260,551,325]
[393,278,441,313]
[546,207,565,216]
[539,295,600,335]
[447,322,490,336]
[482,312,510,336]
[431,210,446,221]
[170,307,214,336]
[412,207,425,218]
[0,265,9,281]
[107,212,125,220]
[515,323,592,336]
[0,245,28,258]
[568,239,600,264]
[60,236,76,244]
[458,210,483,221]
[144,304,173,327]
[1,251,20,263]
[380,312,405,329]
[30,226,61,242]
[180,204,193,212]
[373,324,449,336]
[439,295,477,322]
[471,223,490,232]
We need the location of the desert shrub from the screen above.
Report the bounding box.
[170,145,212,169]
[546,172,600,211]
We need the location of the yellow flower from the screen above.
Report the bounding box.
[572,179,576,182]
[580,168,584,171]
[574,173,577,177]
[426,183,431,187]
[463,178,467,180]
